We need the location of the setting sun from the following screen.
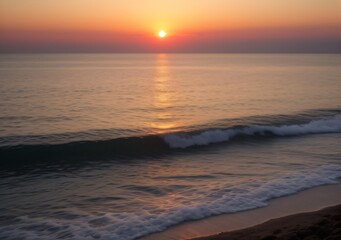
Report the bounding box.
[0,1,340,240]
[158,30,167,38]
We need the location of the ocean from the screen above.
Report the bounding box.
[0,54,340,240]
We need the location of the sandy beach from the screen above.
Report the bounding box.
[141,184,341,240]
[193,204,341,240]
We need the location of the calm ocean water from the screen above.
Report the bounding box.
[0,54,340,239]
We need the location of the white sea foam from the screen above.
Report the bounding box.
[1,165,340,240]
[163,115,341,148]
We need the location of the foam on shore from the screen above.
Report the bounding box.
[141,183,341,240]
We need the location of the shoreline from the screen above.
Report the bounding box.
[140,183,341,240]
[193,204,341,240]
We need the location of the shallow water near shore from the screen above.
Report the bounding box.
[142,184,341,240]
[0,54,340,239]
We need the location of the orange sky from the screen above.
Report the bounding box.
[1,0,340,52]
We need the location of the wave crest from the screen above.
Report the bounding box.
[163,115,341,148]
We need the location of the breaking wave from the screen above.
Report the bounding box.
[1,114,340,162]
[163,115,341,148]
[1,165,340,240]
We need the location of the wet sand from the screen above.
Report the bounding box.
[141,184,341,240]
[193,204,341,240]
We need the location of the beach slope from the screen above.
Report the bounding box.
[193,204,341,240]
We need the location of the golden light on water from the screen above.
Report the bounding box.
[150,54,179,132]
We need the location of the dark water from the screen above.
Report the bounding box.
[0,54,340,239]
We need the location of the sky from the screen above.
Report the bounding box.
[0,0,340,53]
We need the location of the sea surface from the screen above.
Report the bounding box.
[0,54,340,240]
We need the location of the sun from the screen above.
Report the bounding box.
[158,30,167,38]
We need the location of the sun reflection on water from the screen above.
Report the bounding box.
[150,54,180,133]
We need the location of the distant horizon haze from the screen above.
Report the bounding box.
[0,0,340,53]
